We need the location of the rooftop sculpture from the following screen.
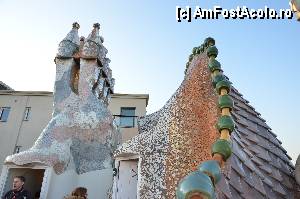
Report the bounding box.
[115,38,299,198]
[5,23,119,174]
[2,22,299,199]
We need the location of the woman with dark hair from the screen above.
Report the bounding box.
[64,187,88,199]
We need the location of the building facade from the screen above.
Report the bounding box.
[0,90,148,171]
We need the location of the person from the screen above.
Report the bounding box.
[64,187,88,199]
[2,176,32,199]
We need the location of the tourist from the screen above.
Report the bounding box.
[2,176,32,199]
[64,187,88,199]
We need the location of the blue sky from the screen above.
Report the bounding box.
[0,0,299,162]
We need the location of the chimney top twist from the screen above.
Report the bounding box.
[93,23,100,29]
[72,22,80,29]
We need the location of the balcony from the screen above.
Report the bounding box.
[113,115,138,128]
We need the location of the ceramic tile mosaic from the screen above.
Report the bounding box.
[115,51,220,198]
[3,23,299,198]
[5,23,120,175]
[115,41,299,198]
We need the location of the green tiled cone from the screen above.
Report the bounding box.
[207,46,218,58]
[218,95,234,110]
[204,37,215,47]
[212,139,232,161]
[216,115,235,133]
[208,59,221,73]
[216,79,231,94]
[192,47,198,55]
[200,44,205,53]
[197,160,221,185]
[212,74,226,88]
[176,171,215,199]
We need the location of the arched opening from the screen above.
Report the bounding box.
[70,61,80,95]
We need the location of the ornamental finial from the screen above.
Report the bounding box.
[72,22,80,29]
[93,23,100,29]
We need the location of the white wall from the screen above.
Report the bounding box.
[77,169,113,199]
[115,160,138,199]
[47,169,77,199]
[46,168,113,199]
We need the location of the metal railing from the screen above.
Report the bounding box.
[113,115,138,128]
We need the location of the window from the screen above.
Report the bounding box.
[0,107,11,122]
[23,107,31,121]
[120,107,136,128]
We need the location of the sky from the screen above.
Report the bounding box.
[0,1,299,163]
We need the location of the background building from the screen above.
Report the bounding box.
[0,90,148,171]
